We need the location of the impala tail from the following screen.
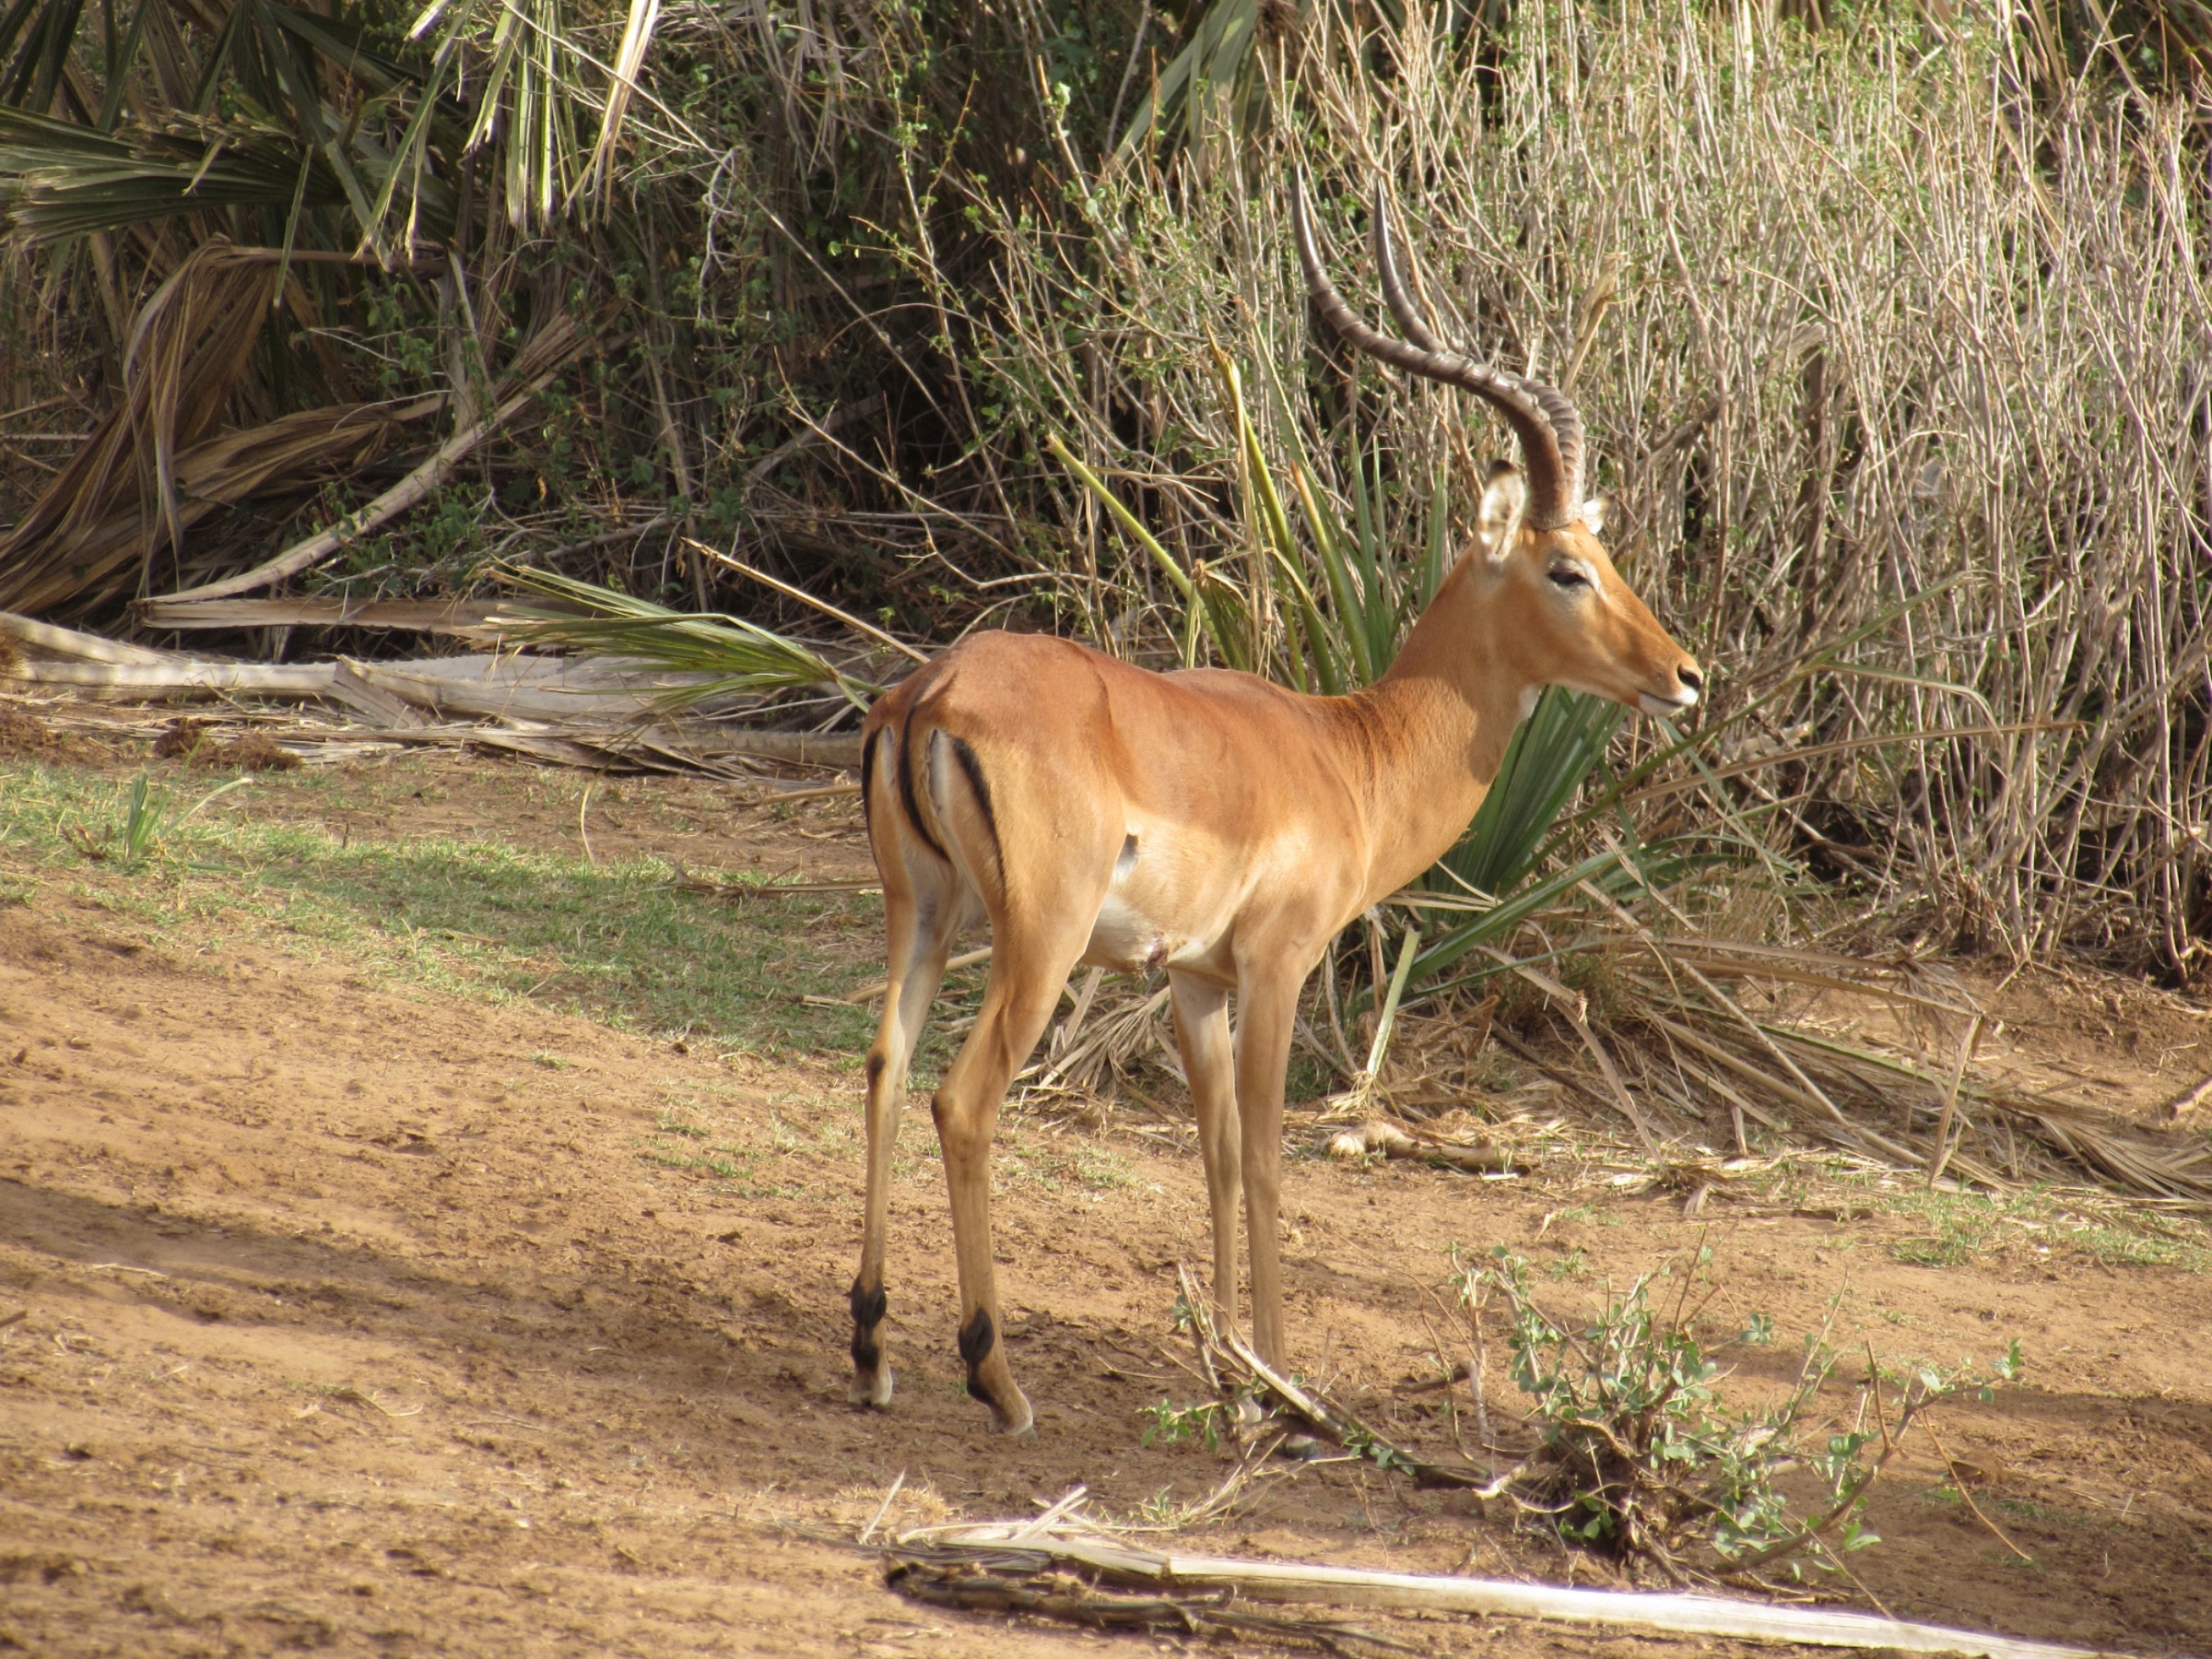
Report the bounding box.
[861,667,1004,912]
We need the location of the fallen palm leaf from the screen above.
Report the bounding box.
[5,639,868,776]
[0,241,276,617]
[12,657,340,695]
[137,596,510,633]
[1026,983,1173,1095]
[900,1523,2105,1659]
[0,612,172,665]
[1380,884,2211,1206]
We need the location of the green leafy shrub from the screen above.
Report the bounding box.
[1465,1248,2017,1583]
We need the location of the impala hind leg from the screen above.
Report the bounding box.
[1169,973,1241,1332]
[849,889,955,1409]
[933,930,1089,1434]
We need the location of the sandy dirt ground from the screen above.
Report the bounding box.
[2,748,2209,1658]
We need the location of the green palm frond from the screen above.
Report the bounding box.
[493,568,882,712]
[260,5,430,95]
[1444,688,1627,900]
[0,0,639,254]
[1116,0,1276,159]
[0,106,349,241]
[400,0,587,236]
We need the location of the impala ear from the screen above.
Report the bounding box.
[1580,495,1609,536]
[1476,463,1524,565]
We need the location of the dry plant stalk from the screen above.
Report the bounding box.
[1173,1265,1489,1491]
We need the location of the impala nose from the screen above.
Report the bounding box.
[1640,663,1701,719]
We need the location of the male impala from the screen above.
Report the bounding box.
[847,183,1701,1434]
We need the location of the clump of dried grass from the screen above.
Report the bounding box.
[1363,922,2212,1206]
[151,717,300,771]
[1002,910,2210,1209]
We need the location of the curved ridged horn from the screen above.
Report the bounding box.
[1370,180,1451,357]
[1293,178,1586,530]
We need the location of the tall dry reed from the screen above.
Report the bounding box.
[924,3,2212,976]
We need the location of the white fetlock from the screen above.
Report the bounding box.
[990,1392,1035,1437]
[850,1367,895,1409]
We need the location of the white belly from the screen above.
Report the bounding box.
[1078,833,1235,976]
[1082,886,1179,974]
[1075,831,1185,973]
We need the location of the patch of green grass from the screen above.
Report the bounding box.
[2065,1218,2208,1268]
[0,758,881,1057]
[1071,1146,1135,1190]
[631,1087,864,1201]
[634,1123,810,1199]
[1872,1182,2212,1274]
[1989,1495,2116,1534]
[990,1135,1136,1194]
[1746,1157,2212,1275]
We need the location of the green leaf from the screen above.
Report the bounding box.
[1445,687,1626,900]
[493,567,880,711]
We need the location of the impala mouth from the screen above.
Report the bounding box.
[1639,688,1699,717]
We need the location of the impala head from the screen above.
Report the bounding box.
[1292,180,1703,720]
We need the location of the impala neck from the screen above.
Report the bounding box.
[1335,554,1532,902]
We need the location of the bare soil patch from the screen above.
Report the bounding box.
[1,754,2207,1657]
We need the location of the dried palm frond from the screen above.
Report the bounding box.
[585,0,666,204]
[1407,918,2212,1206]
[1027,983,1174,1097]
[0,241,276,617]
[7,397,446,618]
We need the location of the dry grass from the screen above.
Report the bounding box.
[929,6,2212,980]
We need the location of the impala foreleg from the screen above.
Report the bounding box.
[850,892,954,1409]
[1232,969,1303,1367]
[1169,972,1241,1333]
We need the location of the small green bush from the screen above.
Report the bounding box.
[1465,1247,2016,1583]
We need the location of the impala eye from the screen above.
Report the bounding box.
[1547,565,1590,590]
